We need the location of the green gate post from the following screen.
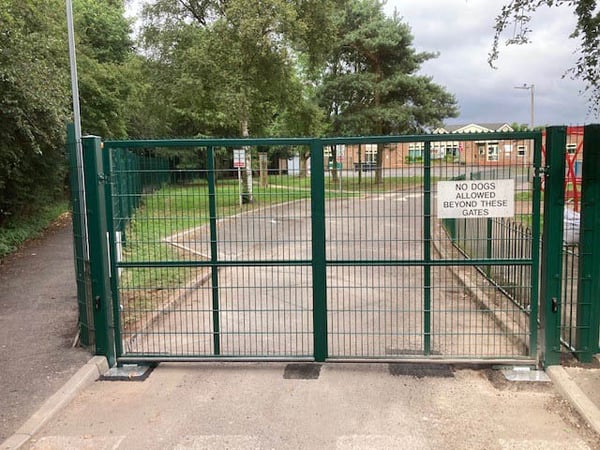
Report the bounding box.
[207,146,221,356]
[540,126,567,367]
[576,124,600,361]
[311,139,328,362]
[423,141,432,355]
[82,136,116,366]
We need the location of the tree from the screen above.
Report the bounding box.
[489,0,600,114]
[0,0,69,221]
[74,0,135,138]
[317,0,458,183]
[139,0,342,200]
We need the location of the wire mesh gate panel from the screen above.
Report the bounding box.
[102,133,542,363]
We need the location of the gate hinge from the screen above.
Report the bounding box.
[537,166,549,176]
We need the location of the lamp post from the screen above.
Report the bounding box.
[66,0,88,258]
[514,83,535,129]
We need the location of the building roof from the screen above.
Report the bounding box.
[434,123,514,134]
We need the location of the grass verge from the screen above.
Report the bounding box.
[0,200,70,260]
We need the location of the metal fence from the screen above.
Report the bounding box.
[68,126,600,367]
[72,131,547,365]
[442,125,600,364]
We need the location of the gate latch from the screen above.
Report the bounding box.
[551,297,559,313]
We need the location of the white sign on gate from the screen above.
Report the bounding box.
[233,149,245,168]
[437,179,515,218]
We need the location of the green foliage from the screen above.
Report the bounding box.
[137,0,342,138]
[0,0,69,222]
[317,0,458,137]
[0,201,69,259]
[74,0,134,137]
[490,0,600,115]
[0,0,136,236]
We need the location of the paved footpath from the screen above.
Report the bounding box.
[12,363,600,449]
[0,219,90,442]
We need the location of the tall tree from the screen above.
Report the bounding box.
[0,0,69,221]
[74,0,135,138]
[139,0,341,200]
[489,0,599,114]
[317,0,458,183]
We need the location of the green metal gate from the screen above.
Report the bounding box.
[82,131,548,366]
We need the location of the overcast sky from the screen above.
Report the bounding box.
[384,0,593,126]
[126,0,595,126]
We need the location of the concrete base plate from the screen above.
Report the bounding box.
[100,364,154,381]
[501,367,550,382]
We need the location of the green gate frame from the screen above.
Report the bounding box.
[80,131,560,366]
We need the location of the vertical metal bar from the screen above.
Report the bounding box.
[540,127,567,367]
[66,124,91,347]
[423,141,432,355]
[529,133,543,358]
[576,124,600,360]
[486,218,493,277]
[65,0,88,260]
[207,146,221,355]
[82,136,116,366]
[102,144,124,359]
[311,140,328,362]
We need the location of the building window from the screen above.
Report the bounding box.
[477,143,486,156]
[517,145,526,157]
[487,142,499,161]
[364,144,377,163]
[408,143,424,158]
[566,143,577,155]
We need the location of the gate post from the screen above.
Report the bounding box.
[576,124,600,361]
[82,136,116,367]
[310,139,328,362]
[540,126,567,367]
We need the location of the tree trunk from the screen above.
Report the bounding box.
[240,117,253,203]
[299,148,309,178]
[357,143,362,187]
[330,145,338,184]
[374,61,383,185]
[259,152,268,187]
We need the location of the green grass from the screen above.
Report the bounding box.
[0,200,70,260]
[117,173,440,329]
[269,174,430,193]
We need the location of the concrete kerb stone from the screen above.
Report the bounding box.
[547,365,600,436]
[0,356,109,450]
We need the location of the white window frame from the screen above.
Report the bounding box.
[487,142,499,161]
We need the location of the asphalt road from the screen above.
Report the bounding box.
[129,191,530,360]
[0,219,90,442]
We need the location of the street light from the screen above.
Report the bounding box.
[514,83,535,129]
[66,0,88,258]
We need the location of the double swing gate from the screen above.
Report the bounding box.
[80,131,552,366]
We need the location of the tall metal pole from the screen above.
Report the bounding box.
[530,84,535,129]
[66,0,89,258]
[514,83,535,129]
